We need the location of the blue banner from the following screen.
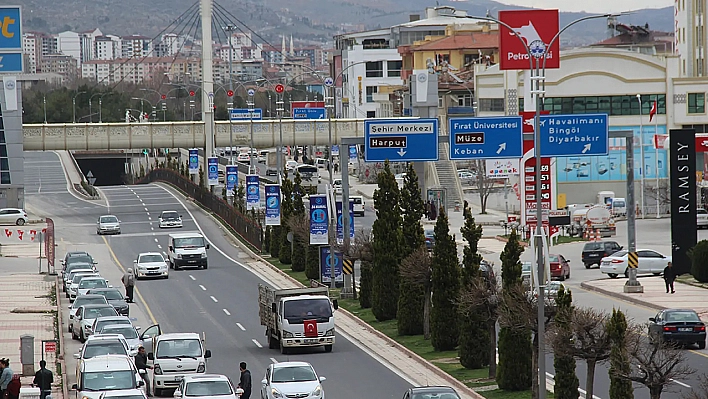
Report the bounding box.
[265,185,281,226]
[336,201,355,244]
[189,149,199,174]
[246,174,260,210]
[331,145,340,156]
[207,157,219,186]
[319,246,343,284]
[309,195,329,245]
[349,145,358,161]
[226,165,238,196]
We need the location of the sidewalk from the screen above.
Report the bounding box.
[0,260,63,399]
[581,277,708,318]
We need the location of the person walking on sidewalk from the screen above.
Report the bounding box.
[33,360,53,399]
[0,358,13,399]
[663,261,676,294]
[122,268,136,303]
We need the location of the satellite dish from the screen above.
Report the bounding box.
[287,232,294,243]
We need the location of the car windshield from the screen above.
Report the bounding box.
[95,290,124,301]
[272,366,317,383]
[174,237,205,248]
[185,381,233,397]
[80,279,108,289]
[100,216,118,223]
[96,319,131,331]
[73,274,95,283]
[72,297,107,309]
[102,326,138,339]
[548,255,560,263]
[584,242,604,250]
[82,370,135,391]
[424,230,434,237]
[665,311,701,322]
[283,298,332,321]
[84,307,117,319]
[83,343,128,358]
[104,395,144,399]
[67,266,93,276]
[156,339,202,358]
[67,256,93,265]
[139,255,164,263]
[699,209,708,215]
[161,212,179,219]
[412,391,460,399]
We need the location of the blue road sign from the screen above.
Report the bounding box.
[331,145,339,156]
[0,7,22,51]
[539,113,609,157]
[449,116,523,160]
[207,157,219,186]
[293,107,326,119]
[230,108,262,120]
[246,175,260,210]
[324,77,334,87]
[349,145,358,161]
[225,165,238,196]
[364,119,439,162]
[0,53,22,73]
[247,89,255,96]
[188,149,199,174]
[319,246,343,283]
[309,195,329,245]
[336,201,355,243]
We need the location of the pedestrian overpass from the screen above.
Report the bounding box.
[22,119,371,150]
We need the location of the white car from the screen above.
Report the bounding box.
[174,374,242,399]
[134,252,169,279]
[77,276,110,297]
[332,179,342,194]
[158,210,183,228]
[97,325,143,351]
[74,335,132,378]
[286,160,298,171]
[600,249,672,279]
[97,215,121,235]
[261,361,326,399]
[65,268,96,294]
[237,153,250,162]
[71,304,119,342]
[698,209,708,229]
[73,355,145,399]
[90,316,134,338]
[0,208,28,225]
[68,295,109,332]
[69,272,100,301]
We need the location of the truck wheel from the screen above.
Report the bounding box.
[268,334,278,349]
[324,345,333,353]
[280,343,289,355]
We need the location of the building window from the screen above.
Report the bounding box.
[542,94,666,116]
[457,94,473,107]
[0,158,7,170]
[387,61,402,77]
[436,54,450,65]
[478,98,505,112]
[366,86,378,102]
[365,61,383,78]
[0,172,9,184]
[688,93,705,114]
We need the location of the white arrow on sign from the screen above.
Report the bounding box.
[497,143,506,154]
[581,144,591,154]
[397,149,407,157]
[88,177,97,185]
[0,56,3,68]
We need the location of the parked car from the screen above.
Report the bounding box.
[174,375,242,399]
[90,316,134,338]
[649,309,706,349]
[96,324,143,351]
[97,215,121,235]
[68,295,109,332]
[581,241,623,269]
[260,362,325,399]
[68,272,100,301]
[72,355,145,399]
[401,386,461,399]
[0,208,28,225]
[549,254,571,281]
[424,230,435,251]
[87,288,130,317]
[71,304,119,342]
[76,276,110,297]
[698,209,708,229]
[600,249,672,279]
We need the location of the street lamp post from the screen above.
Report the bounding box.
[88,93,102,123]
[73,91,86,123]
[43,94,47,124]
[248,91,255,173]
[636,94,646,219]
[99,92,113,123]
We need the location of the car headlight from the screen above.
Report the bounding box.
[325,329,335,336]
[312,385,322,397]
[83,395,92,399]
[201,252,207,258]
[197,362,205,373]
[270,388,283,398]
[153,365,162,375]
[176,254,182,259]
[282,331,293,338]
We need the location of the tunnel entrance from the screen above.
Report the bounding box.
[74,157,131,186]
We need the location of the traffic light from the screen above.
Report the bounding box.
[165,148,169,155]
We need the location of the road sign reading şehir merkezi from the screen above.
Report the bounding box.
[364,119,438,162]
[449,116,523,160]
[539,113,609,157]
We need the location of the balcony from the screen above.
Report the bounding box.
[447,106,476,115]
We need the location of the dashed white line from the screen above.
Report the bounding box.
[223,309,231,316]
[189,275,195,281]
[148,217,151,221]
[251,339,262,348]
[199,285,206,291]
[154,238,159,243]
[236,323,245,331]
[270,358,278,364]
[151,227,154,230]
[671,379,691,388]
[144,207,148,211]
[146,212,150,216]
[157,244,162,249]
[210,296,218,303]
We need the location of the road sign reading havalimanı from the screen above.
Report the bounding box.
[539,113,609,157]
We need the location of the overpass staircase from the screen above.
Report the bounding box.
[426,142,463,211]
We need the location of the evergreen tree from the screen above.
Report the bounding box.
[359,260,373,308]
[553,287,580,399]
[278,177,294,264]
[291,172,307,272]
[458,201,489,369]
[371,161,403,321]
[264,227,271,254]
[305,244,320,280]
[430,208,461,351]
[608,308,633,399]
[270,226,281,258]
[496,229,533,390]
[397,163,426,335]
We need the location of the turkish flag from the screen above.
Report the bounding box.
[649,101,657,122]
[303,320,318,338]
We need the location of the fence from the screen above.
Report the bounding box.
[138,168,264,251]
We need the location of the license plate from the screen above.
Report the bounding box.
[148,271,159,274]
[305,339,317,344]
[188,260,196,263]
[679,327,693,332]
[174,376,182,381]
[589,254,599,257]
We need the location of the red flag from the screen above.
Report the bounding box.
[303,320,318,338]
[649,101,657,122]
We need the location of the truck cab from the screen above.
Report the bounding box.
[147,333,212,396]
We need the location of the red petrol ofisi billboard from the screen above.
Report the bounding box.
[498,9,560,70]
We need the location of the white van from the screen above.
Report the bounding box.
[351,196,365,216]
[148,333,212,396]
[73,354,144,399]
[611,198,627,216]
[167,233,210,270]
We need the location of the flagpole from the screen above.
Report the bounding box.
[654,103,660,218]
[637,94,645,219]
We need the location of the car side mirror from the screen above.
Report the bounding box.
[261,379,267,386]
[93,261,98,265]
[332,299,339,310]
[319,376,326,382]
[148,353,154,360]
[566,260,571,263]
[73,353,80,359]
[206,244,210,250]
[649,317,656,322]
[174,390,181,398]
[136,326,142,331]
[71,384,78,390]
[138,380,145,387]
[204,349,212,358]
[168,246,173,251]
[133,260,137,263]
[271,303,277,313]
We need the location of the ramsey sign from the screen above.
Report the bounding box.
[499,9,560,70]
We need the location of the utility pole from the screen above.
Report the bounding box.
[326,84,335,289]
[201,0,215,179]
[225,24,237,164]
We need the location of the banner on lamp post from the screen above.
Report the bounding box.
[188,149,199,174]
[207,157,219,186]
[226,165,238,196]
[335,201,355,244]
[246,175,260,210]
[309,195,329,245]
[265,185,281,226]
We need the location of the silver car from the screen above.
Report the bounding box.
[261,361,326,399]
[97,215,121,235]
[97,325,143,351]
[0,208,28,225]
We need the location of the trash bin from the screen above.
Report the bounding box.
[20,334,34,376]
[19,387,41,399]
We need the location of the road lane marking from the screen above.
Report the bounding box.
[210,296,218,303]
[144,207,148,211]
[223,309,231,316]
[157,244,162,249]
[199,285,206,291]
[148,217,151,221]
[189,275,195,281]
[154,238,158,242]
[270,358,278,364]
[236,323,245,331]
[251,339,262,348]
[146,212,150,216]
[671,379,691,388]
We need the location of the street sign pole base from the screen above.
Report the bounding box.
[623,283,644,293]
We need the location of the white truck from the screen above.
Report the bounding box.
[258,285,338,354]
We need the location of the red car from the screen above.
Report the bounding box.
[549,254,571,281]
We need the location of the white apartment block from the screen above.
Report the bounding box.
[82,57,202,84]
[94,35,121,60]
[56,31,82,64]
[675,0,707,76]
[22,32,41,73]
[121,35,153,58]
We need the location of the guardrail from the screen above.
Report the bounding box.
[137,168,263,251]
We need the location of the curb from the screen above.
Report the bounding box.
[579,280,665,311]
[55,275,69,399]
[157,182,485,399]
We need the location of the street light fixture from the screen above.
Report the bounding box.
[43,94,47,124]
[72,91,87,123]
[88,93,102,123]
[636,93,646,220]
[99,92,114,123]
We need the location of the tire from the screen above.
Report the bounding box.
[163,275,169,279]
[280,340,288,355]
[154,386,162,397]
[566,271,570,280]
[653,273,661,276]
[324,345,333,353]
[80,330,86,343]
[16,219,25,226]
[584,263,591,269]
[699,341,706,350]
[559,274,565,281]
[169,260,173,270]
[608,273,618,279]
[624,270,629,279]
[268,332,278,349]
[202,263,208,270]
[71,327,78,340]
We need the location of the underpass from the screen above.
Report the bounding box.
[72,151,136,186]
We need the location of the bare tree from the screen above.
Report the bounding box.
[548,307,612,399]
[643,180,671,213]
[459,275,501,379]
[473,160,495,214]
[683,374,708,399]
[288,214,309,242]
[617,326,694,399]
[498,284,556,399]
[399,247,432,339]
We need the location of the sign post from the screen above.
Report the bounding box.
[188,149,199,175]
[225,165,238,197]
[293,108,326,119]
[364,119,439,162]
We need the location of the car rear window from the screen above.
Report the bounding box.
[612,251,628,257]
[548,255,560,262]
[584,242,604,251]
[665,311,701,322]
[352,197,362,204]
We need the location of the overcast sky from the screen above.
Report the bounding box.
[490,0,673,13]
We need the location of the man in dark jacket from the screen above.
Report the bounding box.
[135,346,152,397]
[663,261,676,294]
[238,362,251,399]
[33,360,53,399]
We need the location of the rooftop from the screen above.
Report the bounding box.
[411,31,499,51]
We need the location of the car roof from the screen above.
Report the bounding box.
[169,232,204,238]
[410,386,457,394]
[80,304,115,310]
[182,374,230,382]
[95,316,131,322]
[156,333,201,340]
[138,252,164,257]
[160,210,179,214]
[90,288,121,293]
[100,214,118,218]
[81,355,134,371]
[67,251,90,256]
[101,324,136,331]
[664,309,698,313]
[86,334,126,343]
[74,294,107,301]
[80,276,106,281]
[272,361,312,369]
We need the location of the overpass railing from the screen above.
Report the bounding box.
[138,168,263,251]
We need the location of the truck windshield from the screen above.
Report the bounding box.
[174,237,205,248]
[613,201,625,207]
[156,339,202,359]
[283,298,332,322]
